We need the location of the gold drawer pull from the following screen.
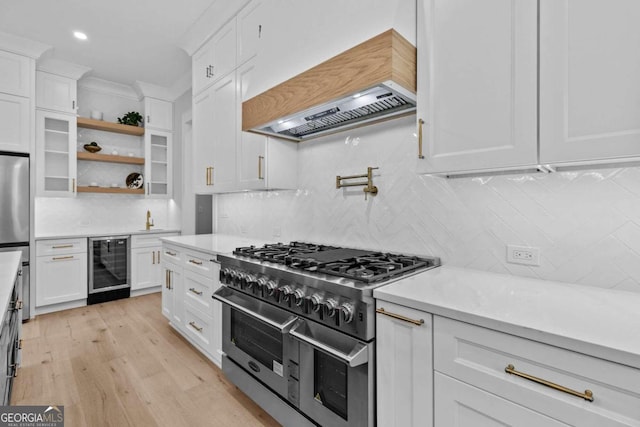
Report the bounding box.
[18,339,22,350]
[166,251,177,256]
[376,308,424,326]
[189,288,203,296]
[52,244,73,249]
[52,256,74,261]
[189,259,203,265]
[418,118,425,159]
[16,300,22,310]
[505,364,594,402]
[189,321,203,332]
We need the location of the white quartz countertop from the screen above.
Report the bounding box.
[0,252,21,324]
[374,265,640,369]
[35,228,181,240]
[161,234,273,256]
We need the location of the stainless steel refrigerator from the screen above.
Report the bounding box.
[0,151,30,320]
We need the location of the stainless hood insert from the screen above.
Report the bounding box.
[242,29,417,142]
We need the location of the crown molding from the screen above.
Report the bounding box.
[37,58,92,80]
[78,76,140,101]
[0,31,50,59]
[178,0,250,56]
[134,72,191,102]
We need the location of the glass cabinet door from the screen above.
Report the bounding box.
[36,110,77,197]
[145,130,172,198]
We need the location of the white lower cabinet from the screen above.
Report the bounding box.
[161,243,222,366]
[376,301,433,427]
[375,302,640,427]
[131,233,178,291]
[35,238,87,307]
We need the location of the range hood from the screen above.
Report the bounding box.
[242,29,417,142]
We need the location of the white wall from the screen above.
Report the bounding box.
[216,115,640,294]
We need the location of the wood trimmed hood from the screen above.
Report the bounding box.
[242,29,417,141]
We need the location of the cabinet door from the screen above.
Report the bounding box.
[131,247,162,291]
[237,0,263,65]
[193,88,216,194]
[144,98,173,131]
[435,373,570,427]
[210,19,237,84]
[144,129,172,198]
[161,263,183,327]
[376,301,433,427]
[211,73,237,193]
[36,72,77,114]
[192,40,215,96]
[35,252,87,306]
[0,51,31,97]
[161,264,172,320]
[540,0,640,165]
[416,0,537,175]
[36,110,77,196]
[0,93,30,153]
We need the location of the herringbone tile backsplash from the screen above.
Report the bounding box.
[217,116,640,293]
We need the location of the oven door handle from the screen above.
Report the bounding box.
[214,292,298,331]
[289,323,368,368]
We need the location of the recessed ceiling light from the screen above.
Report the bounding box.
[73,31,88,40]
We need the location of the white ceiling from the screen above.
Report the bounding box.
[0,0,215,87]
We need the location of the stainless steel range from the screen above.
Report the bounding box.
[213,242,440,427]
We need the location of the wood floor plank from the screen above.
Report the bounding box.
[11,294,280,427]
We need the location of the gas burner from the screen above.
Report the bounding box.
[234,241,340,264]
[316,253,430,283]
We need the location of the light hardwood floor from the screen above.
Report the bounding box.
[11,293,280,427]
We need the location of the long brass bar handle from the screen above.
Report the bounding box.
[189,259,203,265]
[165,270,169,289]
[189,321,203,332]
[376,308,424,326]
[418,118,425,159]
[72,178,76,193]
[258,156,264,180]
[189,288,203,296]
[152,252,156,265]
[18,339,22,350]
[52,244,73,249]
[52,256,74,261]
[505,364,594,402]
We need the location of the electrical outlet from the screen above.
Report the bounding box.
[507,245,540,266]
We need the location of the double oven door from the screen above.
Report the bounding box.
[215,286,374,427]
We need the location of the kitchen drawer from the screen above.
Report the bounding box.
[162,244,182,264]
[434,316,640,426]
[183,304,213,354]
[183,250,218,277]
[184,270,215,315]
[36,238,87,256]
[131,232,178,249]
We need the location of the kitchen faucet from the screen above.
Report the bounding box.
[146,210,154,231]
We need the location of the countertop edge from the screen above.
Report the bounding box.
[35,229,182,240]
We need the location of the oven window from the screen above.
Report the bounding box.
[231,309,283,369]
[314,350,348,420]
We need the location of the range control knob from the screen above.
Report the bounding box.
[245,274,258,291]
[220,267,231,283]
[279,286,294,302]
[264,280,278,296]
[309,294,323,312]
[229,270,240,287]
[323,298,339,318]
[293,289,305,307]
[238,272,249,289]
[256,277,268,293]
[340,303,355,323]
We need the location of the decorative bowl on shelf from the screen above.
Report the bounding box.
[83,142,102,153]
[126,172,144,189]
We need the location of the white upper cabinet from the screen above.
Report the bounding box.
[193,89,216,194]
[237,0,263,66]
[145,129,172,198]
[209,73,238,193]
[35,110,77,197]
[192,19,237,96]
[539,0,640,165]
[0,93,30,153]
[416,0,538,175]
[144,97,173,131]
[0,50,31,97]
[36,71,77,114]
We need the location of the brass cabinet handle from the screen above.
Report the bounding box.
[418,118,425,159]
[505,364,594,402]
[205,167,210,185]
[165,270,169,289]
[165,251,177,257]
[258,155,264,180]
[52,244,73,249]
[72,178,76,193]
[152,251,156,265]
[18,339,22,350]
[376,307,424,326]
[189,321,203,332]
[16,300,22,310]
[189,259,203,265]
[52,255,74,261]
[189,288,203,296]
[147,182,150,195]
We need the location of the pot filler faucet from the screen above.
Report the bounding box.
[146,210,154,231]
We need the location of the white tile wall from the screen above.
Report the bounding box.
[216,116,640,293]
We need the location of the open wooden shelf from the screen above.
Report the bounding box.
[77,151,145,165]
[77,186,144,194]
[77,117,145,136]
